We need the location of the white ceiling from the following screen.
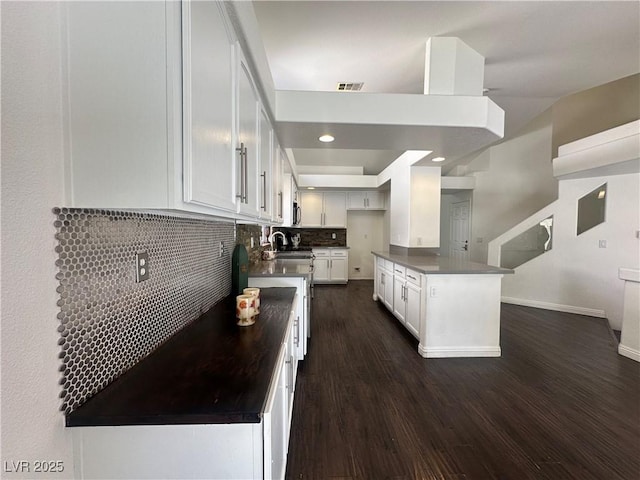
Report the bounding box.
[252,0,640,175]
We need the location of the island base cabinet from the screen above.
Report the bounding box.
[417,275,503,358]
[72,423,263,479]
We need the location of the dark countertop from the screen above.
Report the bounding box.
[372,251,514,275]
[65,287,297,427]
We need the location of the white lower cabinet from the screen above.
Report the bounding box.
[72,300,300,480]
[374,258,422,340]
[313,249,349,284]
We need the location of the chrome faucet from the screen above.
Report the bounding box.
[268,231,288,251]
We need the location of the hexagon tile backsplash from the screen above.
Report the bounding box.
[53,207,234,414]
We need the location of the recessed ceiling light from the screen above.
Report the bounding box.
[432,157,446,162]
[307,186,316,190]
[319,134,335,143]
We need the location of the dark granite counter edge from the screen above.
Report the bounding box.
[65,287,297,427]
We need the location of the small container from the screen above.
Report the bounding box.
[236,294,256,326]
[243,287,260,314]
[262,250,276,261]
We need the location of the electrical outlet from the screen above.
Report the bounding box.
[331,232,336,240]
[598,240,607,248]
[135,251,149,283]
[430,286,437,297]
[219,241,224,257]
[250,236,255,248]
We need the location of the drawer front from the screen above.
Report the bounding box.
[331,250,348,258]
[405,268,421,287]
[376,256,386,269]
[313,249,330,257]
[393,264,406,277]
[384,259,394,271]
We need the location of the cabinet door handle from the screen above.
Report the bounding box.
[260,171,266,211]
[243,146,248,203]
[235,143,244,201]
[285,358,292,392]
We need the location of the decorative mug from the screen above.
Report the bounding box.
[243,288,260,314]
[236,294,256,326]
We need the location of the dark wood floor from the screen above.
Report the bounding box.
[285,280,640,480]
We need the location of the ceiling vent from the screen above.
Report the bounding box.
[337,82,363,92]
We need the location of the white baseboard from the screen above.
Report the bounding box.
[501,296,606,318]
[418,344,501,358]
[618,344,640,362]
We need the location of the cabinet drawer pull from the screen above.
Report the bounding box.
[407,274,416,281]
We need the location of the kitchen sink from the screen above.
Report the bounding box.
[275,251,314,259]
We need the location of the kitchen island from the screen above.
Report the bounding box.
[67,288,300,480]
[372,251,513,358]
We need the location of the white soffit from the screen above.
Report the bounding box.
[275,91,504,153]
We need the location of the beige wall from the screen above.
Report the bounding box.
[552,73,640,157]
[469,109,558,263]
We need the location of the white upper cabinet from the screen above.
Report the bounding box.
[347,191,385,210]
[63,1,180,210]
[299,191,324,227]
[63,0,280,223]
[300,191,347,227]
[236,51,260,217]
[258,107,273,220]
[182,0,236,212]
[323,192,347,227]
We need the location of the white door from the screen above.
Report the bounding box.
[450,200,470,260]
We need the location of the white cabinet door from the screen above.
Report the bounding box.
[323,192,347,227]
[236,53,260,217]
[366,191,385,209]
[393,277,406,323]
[258,108,273,219]
[300,191,324,227]
[64,1,174,209]
[405,282,421,339]
[263,343,287,480]
[182,0,236,212]
[314,257,330,282]
[376,268,386,301]
[330,257,348,282]
[347,192,367,209]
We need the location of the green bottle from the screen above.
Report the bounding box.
[232,244,249,295]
